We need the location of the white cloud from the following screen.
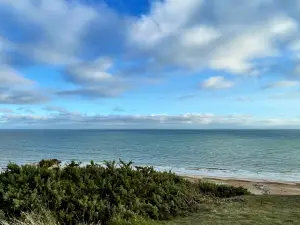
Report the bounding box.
[0,65,34,87]
[179,26,220,48]
[61,57,130,98]
[0,0,114,66]
[128,0,299,75]
[207,18,292,74]
[65,57,114,84]
[263,80,300,89]
[0,65,49,105]
[129,0,204,47]
[201,76,235,89]
[200,16,296,74]
[1,0,300,77]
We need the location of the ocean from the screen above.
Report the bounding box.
[0,129,299,182]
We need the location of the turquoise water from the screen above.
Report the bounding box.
[0,130,299,182]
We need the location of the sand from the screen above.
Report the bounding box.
[183,175,300,195]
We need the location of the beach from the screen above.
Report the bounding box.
[184,175,300,195]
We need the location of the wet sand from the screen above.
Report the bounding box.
[183,175,300,195]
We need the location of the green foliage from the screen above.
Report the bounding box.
[38,159,61,168]
[0,160,249,225]
[196,181,251,198]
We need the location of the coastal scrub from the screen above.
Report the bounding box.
[0,159,249,224]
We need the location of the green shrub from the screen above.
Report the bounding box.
[0,160,249,225]
[38,159,61,168]
[197,181,251,197]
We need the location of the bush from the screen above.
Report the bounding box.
[0,160,249,225]
[38,159,61,168]
[197,181,250,198]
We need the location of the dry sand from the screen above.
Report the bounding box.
[183,175,300,195]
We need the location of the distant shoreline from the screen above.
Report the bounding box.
[2,128,300,130]
[183,175,300,195]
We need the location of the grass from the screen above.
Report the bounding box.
[0,209,59,225]
[2,196,299,225]
[159,195,300,225]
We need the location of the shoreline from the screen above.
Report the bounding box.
[182,175,300,195]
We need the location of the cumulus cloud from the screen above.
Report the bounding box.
[129,0,204,47]
[207,17,296,74]
[0,0,98,65]
[128,0,299,75]
[201,76,235,89]
[64,58,114,84]
[2,0,300,76]
[0,0,129,67]
[59,56,132,98]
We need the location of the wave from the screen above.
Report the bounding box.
[152,165,300,183]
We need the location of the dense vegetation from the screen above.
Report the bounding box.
[0,159,250,225]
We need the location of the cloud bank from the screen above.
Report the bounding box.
[1,107,300,128]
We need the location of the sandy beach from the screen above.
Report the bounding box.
[183,176,300,195]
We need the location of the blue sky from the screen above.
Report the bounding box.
[1,0,300,128]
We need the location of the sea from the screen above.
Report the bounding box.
[0,129,299,182]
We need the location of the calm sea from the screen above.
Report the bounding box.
[0,130,299,182]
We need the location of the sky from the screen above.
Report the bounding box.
[1,0,300,129]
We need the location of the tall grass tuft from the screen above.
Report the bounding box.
[1,210,58,225]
